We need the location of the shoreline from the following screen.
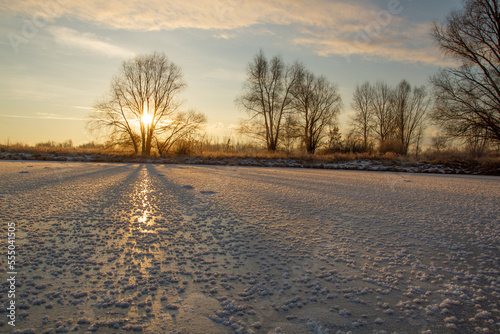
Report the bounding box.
[1,151,499,176]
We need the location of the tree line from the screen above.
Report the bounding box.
[349,80,430,155]
[236,50,342,154]
[89,0,500,157]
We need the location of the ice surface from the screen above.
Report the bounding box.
[0,161,499,333]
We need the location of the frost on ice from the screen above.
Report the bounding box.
[0,161,499,333]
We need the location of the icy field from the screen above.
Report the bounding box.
[0,161,499,334]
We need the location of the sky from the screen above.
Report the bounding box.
[0,0,463,146]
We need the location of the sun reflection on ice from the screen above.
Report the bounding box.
[135,167,155,232]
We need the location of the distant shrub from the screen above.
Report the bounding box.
[379,139,404,155]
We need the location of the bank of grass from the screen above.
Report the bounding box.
[0,142,126,158]
[1,142,499,175]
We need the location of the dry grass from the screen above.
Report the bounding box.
[1,142,499,175]
[0,143,129,156]
[189,149,406,162]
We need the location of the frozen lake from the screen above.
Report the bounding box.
[1,161,499,333]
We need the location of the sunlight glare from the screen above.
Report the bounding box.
[133,167,155,232]
[142,111,153,128]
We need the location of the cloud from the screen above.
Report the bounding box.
[290,10,448,65]
[2,0,359,30]
[293,32,448,66]
[2,0,446,65]
[47,26,135,58]
[212,32,237,40]
[0,114,88,121]
[36,112,59,116]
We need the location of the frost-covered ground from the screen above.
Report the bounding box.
[0,161,499,334]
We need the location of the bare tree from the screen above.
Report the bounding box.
[91,93,141,153]
[292,68,342,154]
[350,81,374,151]
[371,81,395,147]
[414,124,425,158]
[431,135,449,153]
[281,113,301,154]
[431,0,500,144]
[392,80,431,155]
[326,125,343,153]
[155,110,206,155]
[89,52,186,156]
[236,50,299,152]
[465,127,490,157]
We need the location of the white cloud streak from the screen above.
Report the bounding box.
[47,26,135,58]
[2,0,446,65]
[0,114,88,121]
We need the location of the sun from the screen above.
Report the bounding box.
[141,111,153,128]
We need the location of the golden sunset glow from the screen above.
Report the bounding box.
[0,0,463,145]
[141,111,154,128]
[1,1,498,333]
